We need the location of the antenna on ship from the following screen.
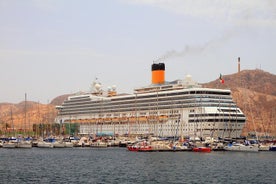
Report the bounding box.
[91,77,103,95]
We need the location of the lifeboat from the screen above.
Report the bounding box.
[192,147,211,153]
[138,116,147,122]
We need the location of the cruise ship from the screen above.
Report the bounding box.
[56,63,246,139]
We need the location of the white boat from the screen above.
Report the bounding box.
[78,137,91,147]
[2,142,17,148]
[258,144,270,151]
[64,142,74,148]
[53,141,65,148]
[91,141,108,148]
[172,142,191,151]
[17,141,32,148]
[37,141,54,148]
[224,143,259,152]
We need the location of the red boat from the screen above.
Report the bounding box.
[127,141,152,152]
[127,145,152,152]
[192,147,211,153]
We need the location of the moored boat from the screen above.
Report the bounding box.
[127,141,153,152]
[192,147,211,153]
[224,143,259,152]
[37,141,54,148]
[2,137,17,148]
[2,142,17,148]
[128,145,153,152]
[64,142,74,148]
[53,141,65,148]
[17,141,32,148]
[91,141,108,148]
[258,144,270,151]
[269,145,276,151]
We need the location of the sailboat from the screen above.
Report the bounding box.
[17,93,32,148]
[2,107,16,148]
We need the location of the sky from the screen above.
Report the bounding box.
[0,0,276,104]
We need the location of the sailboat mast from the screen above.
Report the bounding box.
[11,106,14,136]
[24,93,27,135]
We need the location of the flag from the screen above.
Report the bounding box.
[219,74,225,84]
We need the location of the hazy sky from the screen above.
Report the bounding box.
[1,0,275,104]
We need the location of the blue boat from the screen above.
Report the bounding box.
[269,145,276,151]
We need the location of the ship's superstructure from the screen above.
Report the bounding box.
[56,63,246,139]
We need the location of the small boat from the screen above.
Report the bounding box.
[37,138,57,148]
[16,137,32,148]
[2,142,17,148]
[269,145,276,151]
[64,142,74,148]
[78,137,91,147]
[172,142,192,151]
[224,143,259,152]
[37,141,54,148]
[91,141,108,148]
[258,144,270,151]
[127,141,152,152]
[128,145,152,152]
[192,147,211,153]
[2,137,17,148]
[17,141,32,148]
[53,141,65,148]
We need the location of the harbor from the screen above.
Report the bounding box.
[1,134,276,152]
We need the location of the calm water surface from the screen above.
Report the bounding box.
[0,148,275,184]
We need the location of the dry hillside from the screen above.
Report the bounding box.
[0,102,57,132]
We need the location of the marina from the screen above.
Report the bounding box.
[1,135,276,153]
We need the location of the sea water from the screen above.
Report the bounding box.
[0,148,275,184]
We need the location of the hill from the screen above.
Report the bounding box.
[0,101,57,133]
